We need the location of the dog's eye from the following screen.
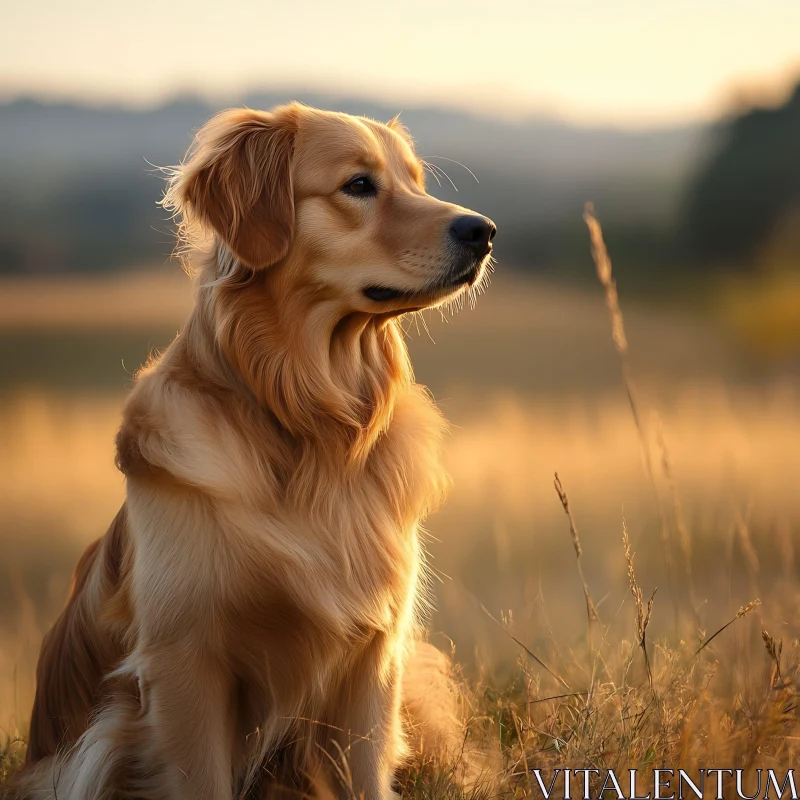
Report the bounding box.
[341,176,377,197]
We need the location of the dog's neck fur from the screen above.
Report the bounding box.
[117,246,443,519]
[190,246,413,460]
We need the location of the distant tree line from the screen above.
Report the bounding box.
[679,82,800,269]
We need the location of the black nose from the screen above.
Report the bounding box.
[449,215,496,256]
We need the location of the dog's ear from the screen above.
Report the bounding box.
[168,108,298,269]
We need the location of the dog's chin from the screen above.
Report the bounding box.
[363,260,485,313]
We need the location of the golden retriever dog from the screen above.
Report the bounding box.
[11,103,496,799]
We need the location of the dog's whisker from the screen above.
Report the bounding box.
[421,161,442,188]
[427,162,458,192]
[418,310,435,345]
[424,155,479,184]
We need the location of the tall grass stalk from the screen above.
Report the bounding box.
[583,203,678,625]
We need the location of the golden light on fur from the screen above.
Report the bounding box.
[11,104,496,799]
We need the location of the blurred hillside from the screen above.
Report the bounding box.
[1,82,798,290]
[0,91,708,281]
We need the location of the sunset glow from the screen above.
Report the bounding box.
[3,0,799,126]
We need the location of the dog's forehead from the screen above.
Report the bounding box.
[294,109,423,185]
[363,118,424,182]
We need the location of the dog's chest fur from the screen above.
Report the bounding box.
[119,359,448,661]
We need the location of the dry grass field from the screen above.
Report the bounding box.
[2,238,800,795]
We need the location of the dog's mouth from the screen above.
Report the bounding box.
[363,261,484,306]
[363,286,406,303]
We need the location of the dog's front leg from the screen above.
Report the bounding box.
[132,642,235,800]
[124,481,238,799]
[326,633,403,800]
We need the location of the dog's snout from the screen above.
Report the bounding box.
[449,214,496,256]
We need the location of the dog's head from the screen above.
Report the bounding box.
[166,103,495,315]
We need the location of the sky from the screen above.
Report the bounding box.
[2,0,799,128]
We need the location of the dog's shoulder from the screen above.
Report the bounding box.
[116,344,285,501]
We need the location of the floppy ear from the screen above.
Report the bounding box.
[168,108,298,269]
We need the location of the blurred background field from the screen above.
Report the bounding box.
[1,0,800,759]
[3,266,800,736]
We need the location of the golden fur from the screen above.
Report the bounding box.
[11,103,495,799]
